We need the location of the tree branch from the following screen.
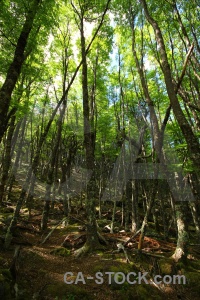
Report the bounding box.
[161,42,194,133]
[0,29,17,47]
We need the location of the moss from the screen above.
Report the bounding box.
[101,253,116,259]
[110,273,130,291]
[176,261,186,271]
[46,283,92,299]
[92,264,104,273]
[115,284,164,300]
[93,261,136,275]
[117,289,138,300]
[50,247,71,257]
[102,263,139,292]
[46,283,68,297]
[115,253,132,262]
[159,258,174,275]
[66,286,93,299]
[183,271,200,296]
[135,285,163,300]
[176,258,200,273]
[107,264,134,274]
[94,249,104,256]
[183,271,200,283]
[135,285,149,299]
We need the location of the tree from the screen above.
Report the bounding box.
[0,0,42,142]
[71,0,112,256]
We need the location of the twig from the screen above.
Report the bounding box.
[0,29,17,47]
[123,229,141,247]
[131,249,165,258]
[41,217,68,244]
[69,215,86,225]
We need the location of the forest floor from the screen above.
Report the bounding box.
[1,186,200,300]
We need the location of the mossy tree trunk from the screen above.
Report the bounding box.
[172,204,189,262]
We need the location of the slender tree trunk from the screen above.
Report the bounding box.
[172,203,189,262]
[140,0,197,261]
[41,101,66,230]
[173,0,200,69]
[79,15,100,253]
[138,179,159,250]
[130,18,162,249]
[72,0,112,255]
[0,116,16,204]
[0,0,41,143]
[189,201,200,238]
[4,0,107,248]
[7,117,27,198]
[140,0,200,168]
[125,180,131,231]
[131,179,139,232]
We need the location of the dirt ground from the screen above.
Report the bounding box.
[1,195,200,300]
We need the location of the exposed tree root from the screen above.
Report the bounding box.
[97,231,108,246]
[74,236,106,258]
[171,247,187,263]
[74,221,108,257]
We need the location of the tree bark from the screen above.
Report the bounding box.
[0,0,41,143]
[0,116,16,204]
[140,0,200,168]
[79,14,100,253]
[72,0,111,256]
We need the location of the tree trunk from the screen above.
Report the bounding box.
[7,117,27,198]
[41,102,66,230]
[78,15,100,254]
[0,116,16,204]
[0,0,41,143]
[72,1,112,255]
[140,0,200,168]
[171,203,189,262]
